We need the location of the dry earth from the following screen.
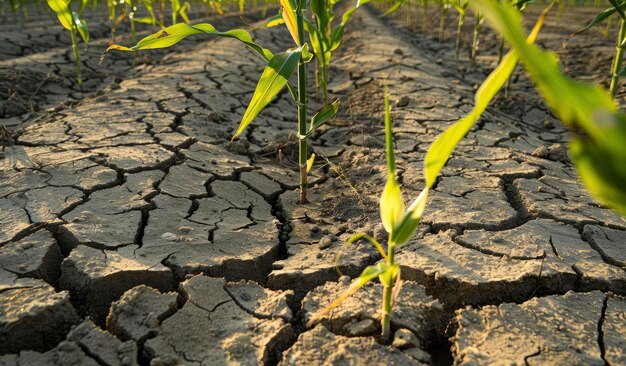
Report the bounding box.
[0,2,625,365]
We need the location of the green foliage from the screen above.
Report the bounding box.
[47,0,89,84]
[104,0,317,202]
[473,0,626,215]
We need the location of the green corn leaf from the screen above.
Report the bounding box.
[279,0,299,46]
[570,137,626,216]
[233,47,302,139]
[266,12,285,27]
[381,176,404,234]
[47,0,72,30]
[348,233,387,259]
[133,16,161,25]
[390,188,428,246]
[104,23,273,62]
[79,0,88,14]
[378,264,399,287]
[473,0,626,215]
[329,7,357,51]
[307,262,389,327]
[380,90,404,234]
[423,4,546,189]
[72,11,89,43]
[309,99,339,132]
[381,0,404,16]
[608,0,626,21]
[569,4,623,38]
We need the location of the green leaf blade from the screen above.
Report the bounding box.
[234,48,302,139]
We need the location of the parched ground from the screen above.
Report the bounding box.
[0,2,625,365]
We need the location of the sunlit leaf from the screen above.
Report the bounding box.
[380,89,404,233]
[47,0,72,30]
[309,99,339,132]
[234,48,302,138]
[306,262,389,327]
[306,153,316,173]
[104,23,273,62]
[266,12,285,27]
[390,188,428,246]
[378,264,398,287]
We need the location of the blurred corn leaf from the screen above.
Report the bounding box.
[424,6,544,189]
[473,0,626,215]
[266,12,285,27]
[72,11,89,43]
[234,47,303,138]
[380,90,405,233]
[48,0,73,30]
[104,23,273,62]
[308,99,339,134]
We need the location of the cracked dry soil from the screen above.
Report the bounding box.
[1,3,626,365]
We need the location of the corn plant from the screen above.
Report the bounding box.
[474,0,626,215]
[48,0,90,85]
[569,0,626,97]
[104,0,341,203]
[300,0,371,105]
[470,9,484,63]
[171,0,191,24]
[450,0,468,59]
[309,6,549,341]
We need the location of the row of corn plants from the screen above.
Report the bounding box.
[19,0,626,343]
[43,0,276,84]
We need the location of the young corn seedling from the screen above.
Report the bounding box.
[308,89,428,342]
[299,0,379,105]
[567,0,626,97]
[450,0,468,59]
[470,9,484,63]
[438,0,450,42]
[47,0,89,85]
[104,0,339,203]
[309,7,550,341]
[475,0,626,215]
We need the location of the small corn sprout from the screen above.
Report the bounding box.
[450,0,468,59]
[309,88,428,341]
[470,9,484,63]
[309,5,550,341]
[47,0,89,85]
